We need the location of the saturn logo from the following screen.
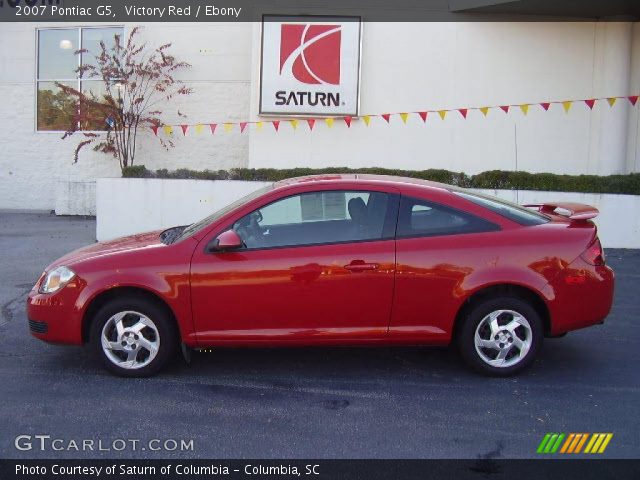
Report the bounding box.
[279,24,341,85]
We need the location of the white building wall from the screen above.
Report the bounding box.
[0,22,252,211]
[249,22,639,176]
[1,22,639,213]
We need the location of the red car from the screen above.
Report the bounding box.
[27,175,614,377]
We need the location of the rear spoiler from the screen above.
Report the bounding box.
[523,202,599,221]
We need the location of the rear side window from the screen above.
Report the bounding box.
[454,191,549,226]
[396,196,500,238]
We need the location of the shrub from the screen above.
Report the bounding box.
[120,166,640,196]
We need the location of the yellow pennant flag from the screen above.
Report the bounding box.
[194,124,205,135]
[520,104,530,115]
[163,125,173,136]
[607,97,617,107]
[363,115,371,126]
[399,113,409,124]
[223,123,233,132]
[290,119,298,130]
[562,101,572,113]
[438,110,447,120]
[325,118,334,128]
[479,107,489,117]
[256,121,263,131]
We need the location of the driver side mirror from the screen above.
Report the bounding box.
[208,229,243,252]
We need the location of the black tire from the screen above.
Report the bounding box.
[89,295,177,377]
[457,296,543,376]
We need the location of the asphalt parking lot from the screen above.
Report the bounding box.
[0,211,638,459]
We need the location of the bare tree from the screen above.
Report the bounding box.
[58,27,192,171]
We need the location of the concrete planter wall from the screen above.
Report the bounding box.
[96,178,640,248]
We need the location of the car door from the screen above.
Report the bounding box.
[190,188,399,345]
[390,194,501,342]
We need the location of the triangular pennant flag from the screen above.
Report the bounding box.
[151,126,159,136]
[343,116,352,127]
[272,120,280,132]
[500,105,510,113]
[363,115,371,126]
[399,113,409,124]
[180,125,189,135]
[418,112,428,122]
[540,102,551,111]
[256,121,263,131]
[438,110,447,120]
[209,124,217,134]
[458,108,468,119]
[223,123,233,132]
[584,99,596,110]
[163,125,173,136]
[519,104,530,115]
[628,95,639,106]
[194,124,204,135]
[562,101,572,113]
[381,114,391,123]
[607,97,617,107]
[307,119,315,131]
[325,118,334,128]
[240,122,248,133]
[290,119,298,130]
[479,107,489,117]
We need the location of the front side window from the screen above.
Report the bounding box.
[233,191,393,249]
[397,196,499,238]
[36,27,124,131]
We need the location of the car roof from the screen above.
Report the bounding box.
[273,174,454,193]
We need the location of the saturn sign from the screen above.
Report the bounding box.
[260,15,362,116]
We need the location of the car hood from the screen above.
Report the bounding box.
[48,230,165,269]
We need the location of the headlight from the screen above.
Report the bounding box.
[38,266,76,294]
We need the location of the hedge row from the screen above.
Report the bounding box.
[122,165,640,195]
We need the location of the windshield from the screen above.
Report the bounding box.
[175,184,274,242]
[453,190,549,226]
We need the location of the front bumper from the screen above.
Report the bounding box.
[27,284,84,345]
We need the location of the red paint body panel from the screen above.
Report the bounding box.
[27,175,615,349]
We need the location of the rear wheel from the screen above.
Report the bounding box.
[90,296,177,377]
[457,296,543,376]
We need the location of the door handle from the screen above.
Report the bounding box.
[344,261,379,272]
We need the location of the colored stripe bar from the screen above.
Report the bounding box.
[537,434,552,454]
[550,433,566,453]
[544,434,559,453]
[574,433,589,453]
[584,434,599,453]
[560,434,575,453]
[598,434,613,453]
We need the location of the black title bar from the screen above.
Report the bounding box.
[1,459,640,480]
[0,0,639,22]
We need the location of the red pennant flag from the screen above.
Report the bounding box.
[540,102,551,111]
[240,122,248,133]
[458,108,468,119]
[307,119,315,131]
[628,96,639,106]
[180,125,189,135]
[272,120,280,132]
[344,116,352,127]
[418,112,428,122]
[381,114,391,123]
[584,99,596,110]
[151,126,159,136]
[209,124,217,135]
[500,105,510,113]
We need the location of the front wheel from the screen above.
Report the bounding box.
[90,296,177,377]
[457,296,543,376]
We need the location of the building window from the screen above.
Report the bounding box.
[36,26,124,132]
